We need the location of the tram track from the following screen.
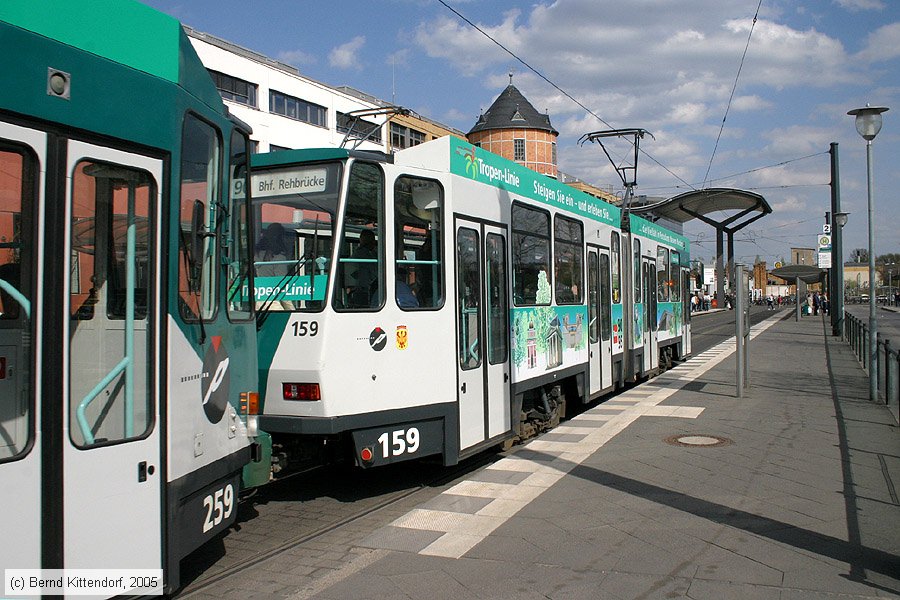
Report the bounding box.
[174,312,764,597]
[174,453,500,598]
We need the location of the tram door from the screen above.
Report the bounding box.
[587,246,613,394]
[682,268,692,355]
[456,219,510,451]
[0,122,43,571]
[642,258,658,373]
[62,141,162,570]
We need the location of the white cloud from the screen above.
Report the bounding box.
[731,95,774,112]
[329,36,366,70]
[856,22,900,62]
[768,195,808,213]
[760,125,835,157]
[387,49,410,67]
[834,0,885,11]
[668,102,709,124]
[277,49,316,67]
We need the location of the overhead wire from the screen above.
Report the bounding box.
[701,0,764,188]
[435,0,696,191]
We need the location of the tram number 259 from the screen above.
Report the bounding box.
[376,427,420,458]
[202,483,234,533]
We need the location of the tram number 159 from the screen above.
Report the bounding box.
[202,483,234,533]
[376,427,420,458]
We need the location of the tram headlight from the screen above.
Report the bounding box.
[283,382,321,401]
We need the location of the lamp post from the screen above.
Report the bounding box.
[848,104,889,402]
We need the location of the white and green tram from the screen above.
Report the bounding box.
[0,1,265,594]
[250,136,691,469]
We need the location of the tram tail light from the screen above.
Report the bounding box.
[240,391,260,415]
[283,382,321,401]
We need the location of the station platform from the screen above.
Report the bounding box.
[197,311,900,600]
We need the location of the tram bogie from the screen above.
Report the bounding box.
[250,136,692,472]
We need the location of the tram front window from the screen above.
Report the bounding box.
[250,161,343,312]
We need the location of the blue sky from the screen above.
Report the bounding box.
[142,0,899,266]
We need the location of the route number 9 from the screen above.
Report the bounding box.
[377,427,420,458]
[202,483,234,533]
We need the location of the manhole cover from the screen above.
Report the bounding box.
[665,434,732,448]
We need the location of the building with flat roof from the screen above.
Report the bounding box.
[184,26,463,154]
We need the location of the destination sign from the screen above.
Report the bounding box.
[233,167,328,199]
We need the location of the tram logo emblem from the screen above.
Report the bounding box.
[396,325,408,350]
[463,146,478,179]
[369,327,387,352]
[201,335,231,423]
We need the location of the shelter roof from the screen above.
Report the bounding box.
[770,264,827,284]
[629,188,771,225]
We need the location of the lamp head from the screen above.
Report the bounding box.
[834,212,849,227]
[847,105,889,141]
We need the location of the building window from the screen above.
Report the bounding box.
[337,112,383,143]
[551,142,557,165]
[208,70,257,107]
[514,138,526,162]
[391,123,425,150]
[270,91,326,127]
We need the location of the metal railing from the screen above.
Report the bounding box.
[843,311,899,420]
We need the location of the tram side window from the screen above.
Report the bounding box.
[512,204,551,306]
[334,162,384,310]
[227,131,253,320]
[599,253,612,341]
[457,227,481,370]
[486,232,508,364]
[69,161,155,447]
[554,215,583,304]
[394,176,443,309]
[610,232,621,304]
[0,146,35,462]
[69,163,152,321]
[657,246,670,302]
[178,114,220,322]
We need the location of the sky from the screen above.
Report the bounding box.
[141,0,899,267]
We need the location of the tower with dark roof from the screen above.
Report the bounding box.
[467,74,559,178]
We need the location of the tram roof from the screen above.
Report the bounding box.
[629,188,771,225]
[1,0,185,84]
[251,148,393,169]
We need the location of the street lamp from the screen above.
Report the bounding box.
[847,104,889,402]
